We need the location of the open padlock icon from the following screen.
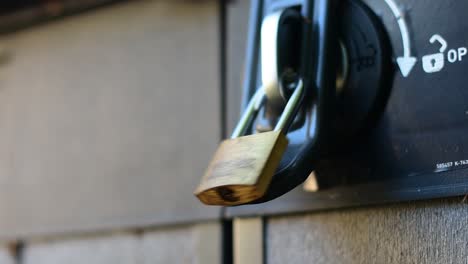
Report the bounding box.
[422,34,448,73]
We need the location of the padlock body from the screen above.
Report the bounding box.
[195,130,288,206]
[422,53,444,73]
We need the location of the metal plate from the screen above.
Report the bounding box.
[226,0,468,217]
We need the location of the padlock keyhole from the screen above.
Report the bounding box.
[431,58,437,67]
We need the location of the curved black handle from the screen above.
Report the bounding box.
[247,0,338,204]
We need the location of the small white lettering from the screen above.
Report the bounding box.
[458,47,467,61]
[448,49,458,63]
[436,162,453,169]
[436,159,468,171]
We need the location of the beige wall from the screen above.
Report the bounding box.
[0,1,223,263]
[22,222,221,264]
[267,198,468,264]
[0,0,220,239]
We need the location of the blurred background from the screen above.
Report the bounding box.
[0,0,224,263]
[0,1,465,264]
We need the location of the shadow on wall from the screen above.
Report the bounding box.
[0,0,126,34]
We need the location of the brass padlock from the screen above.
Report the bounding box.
[194,79,304,206]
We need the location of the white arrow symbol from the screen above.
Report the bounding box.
[385,0,417,77]
[396,57,417,77]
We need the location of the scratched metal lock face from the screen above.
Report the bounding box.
[422,34,447,73]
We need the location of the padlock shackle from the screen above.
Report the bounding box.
[430,34,447,53]
[231,88,265,138]
[274,79,304,131]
